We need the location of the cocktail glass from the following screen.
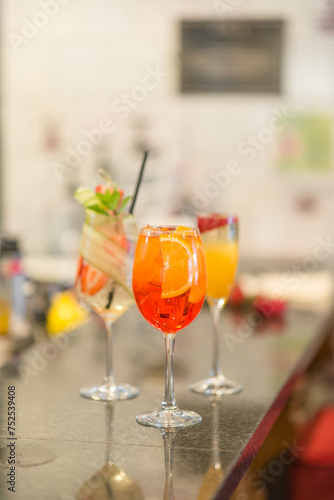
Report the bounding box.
[190,214,243,396]
[132,225,206,428]
[75,211,139,401]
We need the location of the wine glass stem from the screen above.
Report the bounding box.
[161,334,176,410]
[105,320,116,386]
[211,302,224,378]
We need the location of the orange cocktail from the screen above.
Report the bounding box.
[133,227,206,334]
[132,225,206,428]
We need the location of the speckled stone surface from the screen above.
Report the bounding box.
[0,301,332,500]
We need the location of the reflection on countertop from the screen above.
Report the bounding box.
[76,404,145,500]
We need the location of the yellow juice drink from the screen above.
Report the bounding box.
[203,240,238,300]
[191,214,242,397]
[198,214,239,303]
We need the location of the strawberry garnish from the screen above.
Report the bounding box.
[113,234,128,250]
[74,171,131,216]
[75,255,84,283]
[81,264,108,295]
[95,184,107,194]
[197,214,238,233]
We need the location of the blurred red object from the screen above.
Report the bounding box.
[255,316,286,335]
[253,295,286,317]
[290,407,334,500]
[229,283,245,307]
[296,407,334,467]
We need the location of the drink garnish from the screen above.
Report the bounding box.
[160,227,194,299]
[79,223,133,297]
[188,243,206,304]
[80,264,108,295]
[74,170,135,299]
[175,226,206,303]
[198,214,238,233]
[74,170,132,216]
[74,186,131,216]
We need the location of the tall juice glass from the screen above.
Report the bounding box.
[190,214,243,396]
[132,225,206,428]
[75,211,139,401]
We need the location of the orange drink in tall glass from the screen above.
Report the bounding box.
[204,239,238,302]
[190,214,243,396]
[132,225,206,428]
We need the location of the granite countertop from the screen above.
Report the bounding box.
[0,292,333,499]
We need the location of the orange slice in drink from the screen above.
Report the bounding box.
[160,234,193,299]
[174,226,206,304]
[188,242,206,304]
[175,225,193,233]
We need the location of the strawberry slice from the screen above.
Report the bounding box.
[81,263,108,295]
[197,214,238,233]
[113,234,128,250]
[95,184,107,194]
[75,255,84,283]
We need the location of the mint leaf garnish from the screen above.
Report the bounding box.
[85,204,109,216]
[118,195,132,214]
[96,189,121,212]
[74,185,132,215]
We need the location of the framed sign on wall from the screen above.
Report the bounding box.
[180,19,284,94]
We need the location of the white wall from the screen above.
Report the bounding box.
[1,0,334,259]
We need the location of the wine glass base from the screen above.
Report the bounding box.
[136,408,202,429]
[189,374,243,396]
[80,383,139,401]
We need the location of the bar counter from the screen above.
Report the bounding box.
[0,273,333,500]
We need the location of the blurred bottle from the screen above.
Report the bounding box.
[0,237,30,339]
[0,266,10,335]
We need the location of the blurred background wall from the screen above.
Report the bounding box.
[1,0,334,259]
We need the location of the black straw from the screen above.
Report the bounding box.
[129,150,149,215]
